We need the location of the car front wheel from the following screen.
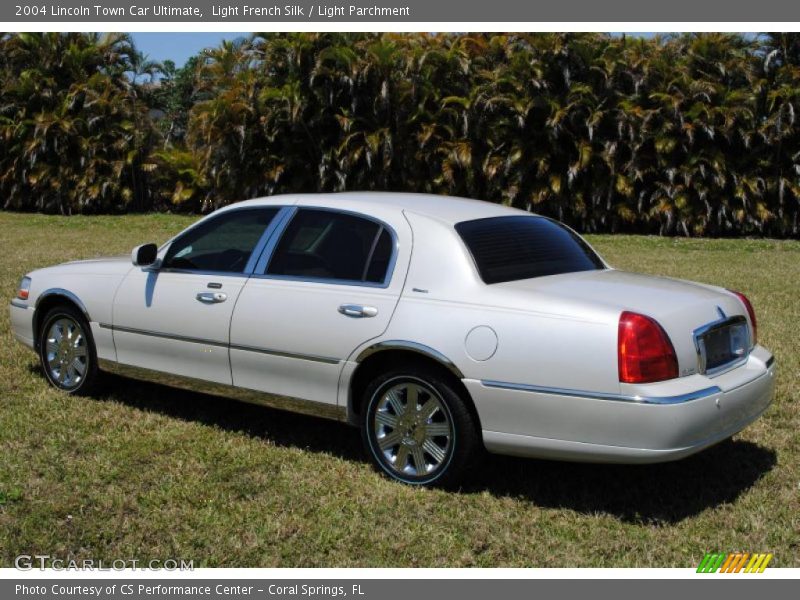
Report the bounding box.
[38,305,99,395]
[361,366,480,487]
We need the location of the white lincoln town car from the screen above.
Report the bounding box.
[9,193,776,485]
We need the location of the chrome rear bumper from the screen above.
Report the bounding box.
[468,346,776,463]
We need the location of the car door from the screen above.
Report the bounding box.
[229,207,410,405]
[112,207,281,384]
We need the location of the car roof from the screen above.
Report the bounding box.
[221,192,534,224]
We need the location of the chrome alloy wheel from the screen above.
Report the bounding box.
[45,317,88,390]
[371,378,454,478]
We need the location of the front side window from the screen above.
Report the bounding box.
[266,209,394,284]
[455,216,605,284]
[162,208,279,273]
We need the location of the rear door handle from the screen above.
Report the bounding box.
[196,292,227,304]
[338,304,378,318]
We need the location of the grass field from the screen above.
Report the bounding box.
[0,211,798,568]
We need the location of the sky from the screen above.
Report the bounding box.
[131,32,248,67]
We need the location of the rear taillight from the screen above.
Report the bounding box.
[728,290,757,345]
[618,311,679,384]
[16,276,31,301]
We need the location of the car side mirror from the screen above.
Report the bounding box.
[132,243,158,267]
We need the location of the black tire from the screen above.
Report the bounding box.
[361,364,481,487]
[38,304,100,396]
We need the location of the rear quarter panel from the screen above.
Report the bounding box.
[354,211,622,395]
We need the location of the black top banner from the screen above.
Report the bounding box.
[3,0,800,22]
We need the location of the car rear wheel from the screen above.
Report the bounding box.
[361,366,480,487]
[38,305,99,395]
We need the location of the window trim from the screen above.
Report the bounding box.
[251,206,400,289]
[361,225,385,282]
[155,206,288,278]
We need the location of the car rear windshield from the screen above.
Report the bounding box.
[455,216,605,284]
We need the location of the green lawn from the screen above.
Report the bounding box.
[0,211,798,567]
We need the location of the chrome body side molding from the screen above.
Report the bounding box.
[99,322,226,348]
[228,342,340,365]
[99,323,341,364]
[355,340,465,379]
[480,379,723,405]
[98,359,347,422]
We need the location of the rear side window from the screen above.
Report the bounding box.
[455,216,604,284]
[267,209,394,284]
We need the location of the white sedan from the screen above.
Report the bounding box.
[9,193,776,486]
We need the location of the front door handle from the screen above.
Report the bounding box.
[338,304,378,318]
[196,292,227,304]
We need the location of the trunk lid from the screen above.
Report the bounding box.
[492,269,751,378]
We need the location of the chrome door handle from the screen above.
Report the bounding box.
[196,292,227,304]
[338,304,378,318]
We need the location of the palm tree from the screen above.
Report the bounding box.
[2,31,799,237]
[0,32,152,213]
[757,33,800,235]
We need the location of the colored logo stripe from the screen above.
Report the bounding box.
[697,553,773,573]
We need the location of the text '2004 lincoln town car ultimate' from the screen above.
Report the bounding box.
[9,193,776,486]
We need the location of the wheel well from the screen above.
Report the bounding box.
[33,295,87,349]
[347,349,481,429]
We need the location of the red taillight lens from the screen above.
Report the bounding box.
[729,290,757,344]
[618,311,679,383]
